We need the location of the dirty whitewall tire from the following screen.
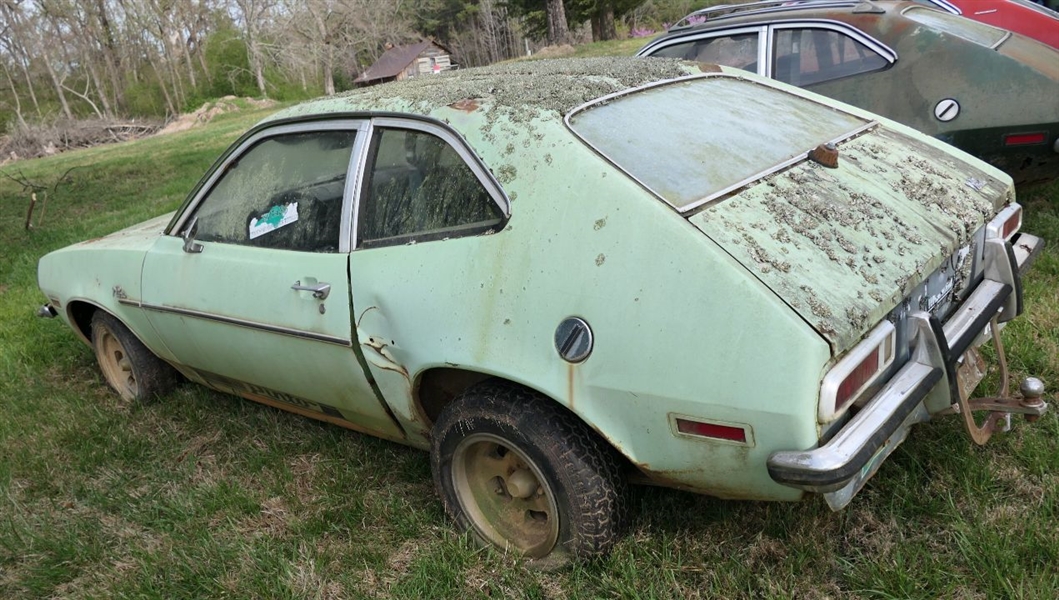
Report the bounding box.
[430,379,627,566]
[90,311,177,402]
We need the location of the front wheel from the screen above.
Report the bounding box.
[430,380,627,566]
[91,311,176,402]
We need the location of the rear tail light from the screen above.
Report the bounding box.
[1003,132,1046,147]
[819,321,895,422]
[986,204,1022,241]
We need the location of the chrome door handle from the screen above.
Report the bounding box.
[291,281,331,300]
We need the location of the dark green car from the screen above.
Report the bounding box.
[638,0,1059,185]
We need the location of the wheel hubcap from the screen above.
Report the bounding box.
[98,329,137,399]
[451,433,559,558]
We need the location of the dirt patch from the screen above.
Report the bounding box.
[158,96,277,135]
[534,44,576,59]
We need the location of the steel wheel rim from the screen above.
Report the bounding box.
[97,328,137,399]
[451,433,559,558]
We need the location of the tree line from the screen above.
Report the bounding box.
[0,0,710,130]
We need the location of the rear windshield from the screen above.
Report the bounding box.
[903,6,1009,47]
[567,76,870,212]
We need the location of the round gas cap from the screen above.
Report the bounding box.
[554,317,593,363]
[934,99,960,122]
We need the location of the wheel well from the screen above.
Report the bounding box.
[415,367,492,424]
[414,367,635,474]
[66,300,99,343]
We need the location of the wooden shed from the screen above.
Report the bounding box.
[354,41,453,87]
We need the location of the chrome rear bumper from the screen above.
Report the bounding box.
[767,232,1045,496]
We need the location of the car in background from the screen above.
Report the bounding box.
[638,0,1059,185]
[915,0,1059,48]
[37,58,1047,564]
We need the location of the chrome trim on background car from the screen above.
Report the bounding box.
[767,232,1044,496]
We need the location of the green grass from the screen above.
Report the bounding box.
[1,96,1058,599]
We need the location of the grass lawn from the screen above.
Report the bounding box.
[1,93,1058,599]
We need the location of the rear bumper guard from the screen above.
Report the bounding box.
[767,232,1046,495]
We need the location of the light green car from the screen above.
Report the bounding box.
[37,58,1047,565]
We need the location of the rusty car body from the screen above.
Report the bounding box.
[637,0,1059,185]
[37,58,1047,564]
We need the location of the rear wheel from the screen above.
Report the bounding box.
[91,312,176,402]
[430,380,627,566]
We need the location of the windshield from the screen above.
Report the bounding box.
[566,76,871,212]
[903,6,1009,46]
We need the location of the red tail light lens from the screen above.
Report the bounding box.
[1003,132,1046,147]
[1002,207,1021,239]
[819,321,896,422]
[987,204,1022,241]
[675,418,747,444]
[836,347,880,411]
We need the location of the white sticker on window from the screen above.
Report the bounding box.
[249,202,299,239]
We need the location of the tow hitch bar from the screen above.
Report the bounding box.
[940,315,1048,445]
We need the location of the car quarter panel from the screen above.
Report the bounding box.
[346,107,831,501]
[810,14,1059,140]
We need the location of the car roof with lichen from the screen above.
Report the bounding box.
[266,57,706,124]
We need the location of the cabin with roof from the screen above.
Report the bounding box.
[354,41,453,87]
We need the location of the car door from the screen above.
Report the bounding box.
[140,119,405,440]
[346,117,509,443]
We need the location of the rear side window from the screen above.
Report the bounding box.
[357,128,504,248]
[647,33,760,73]
[903,6,1009,46]
[772,28,889,87]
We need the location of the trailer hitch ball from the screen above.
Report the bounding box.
[1020,377,1045,422]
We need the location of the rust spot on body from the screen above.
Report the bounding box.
[567,362,576,410]
[448,98,481,113]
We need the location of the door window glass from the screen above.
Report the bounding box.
[772,29,889,87]
[358,128,503,247]
[648,33,760,72]
[193,130,356,253]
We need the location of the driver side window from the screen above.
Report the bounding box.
[193,129,357,253]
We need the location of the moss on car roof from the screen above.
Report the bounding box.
[267,57,703,124]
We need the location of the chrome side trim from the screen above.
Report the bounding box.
[138,303,352,347]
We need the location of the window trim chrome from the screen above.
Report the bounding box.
[764,20,897,79]
[169,119,369,254]
[352,116,511,250]
[636,25,769,77]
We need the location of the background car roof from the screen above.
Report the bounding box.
[266,58,705,125]
[666,0,903,30]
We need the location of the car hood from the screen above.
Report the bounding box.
[688,126,1011,353]
[70,212,174,252]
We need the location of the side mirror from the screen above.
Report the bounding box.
[182,217,203,254]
